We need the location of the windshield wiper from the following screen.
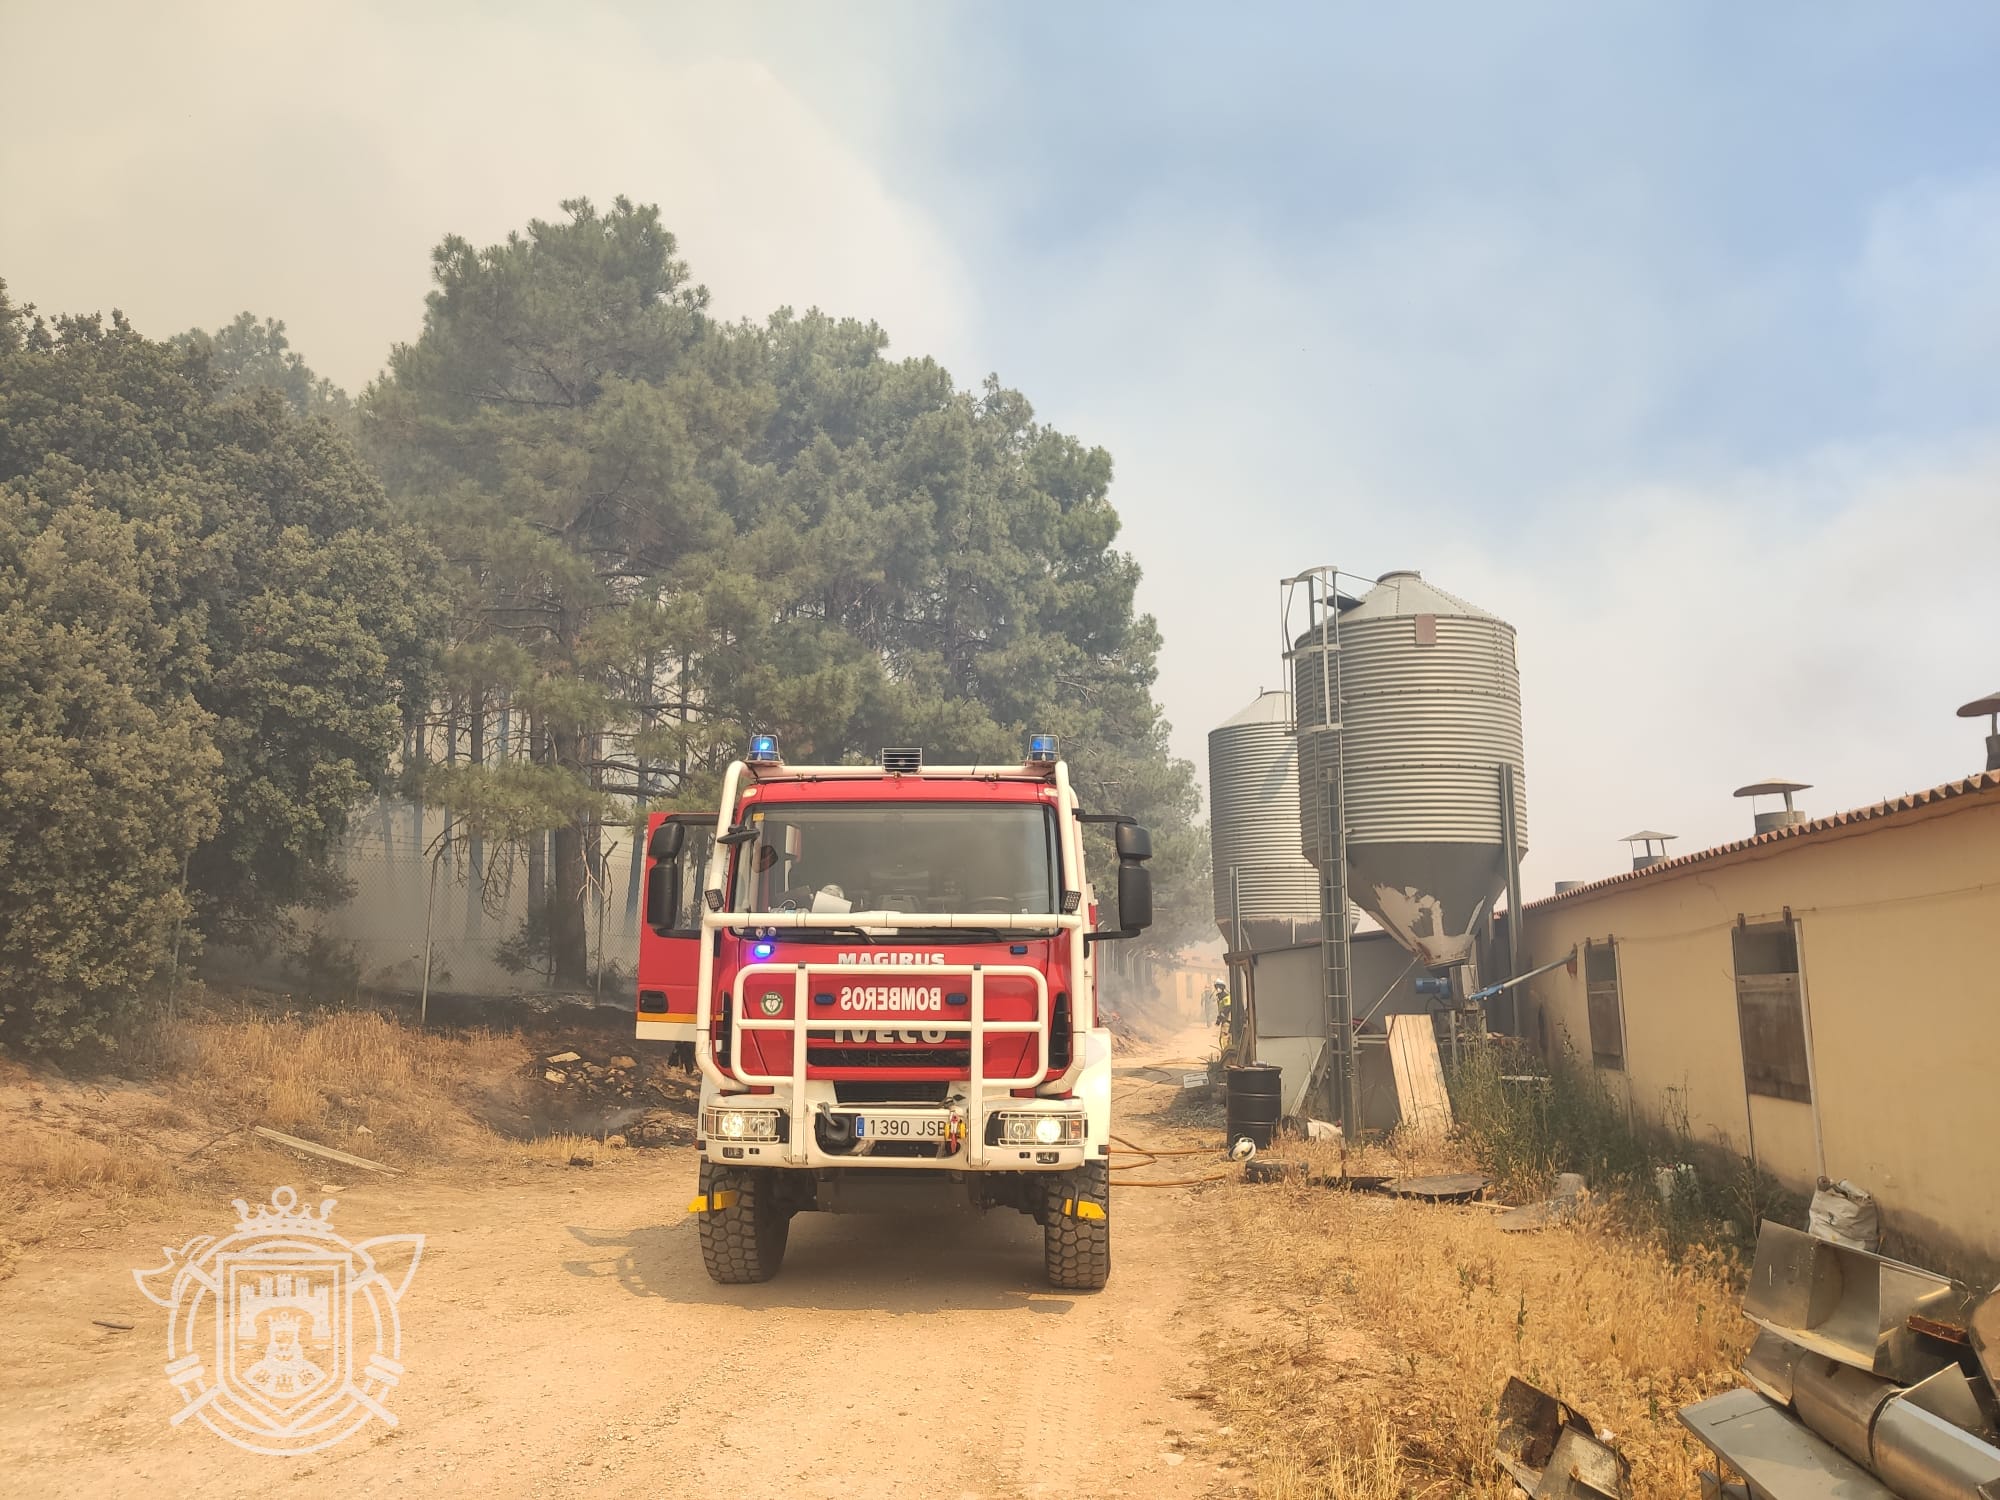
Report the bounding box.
[785,925,878,944]
[890,925,1055,944]
[727,921,875,943]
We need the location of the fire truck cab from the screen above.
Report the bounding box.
[636,735,1153,1289]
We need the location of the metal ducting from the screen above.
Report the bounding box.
[1686,1221,2000,1500]
[1293,570,1527,967]
[1207,690,1326,950]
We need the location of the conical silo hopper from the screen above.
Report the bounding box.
[1207,690,1324,951]
[1292,571,1527,967]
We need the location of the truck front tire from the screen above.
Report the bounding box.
[1041,1161,1111,1291]
[696,1161,790,1284]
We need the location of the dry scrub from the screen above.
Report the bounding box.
[0,1005,544,1263]
[513,1131,606,1166]
[159,1008,526,1161]
[1193,1138,1749,1499]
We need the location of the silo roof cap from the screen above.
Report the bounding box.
[1957,689,2000,717]
[1344,570,1503,623]
[1621,830,1676,843]
[1216,689,1294,729]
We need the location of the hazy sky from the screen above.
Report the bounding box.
[5,1,1998,896]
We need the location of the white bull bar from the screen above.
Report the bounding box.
[726,960,1053,1168]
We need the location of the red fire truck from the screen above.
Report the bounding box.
[635,735,1153,1289]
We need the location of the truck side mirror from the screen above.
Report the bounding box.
[646,864,680,932]
[645,820,688,932]
[1117,863,1153,933]
[1115,822,1152,862]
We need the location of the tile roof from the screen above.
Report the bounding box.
[1527,770,2000,910]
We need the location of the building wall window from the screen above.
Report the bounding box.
[1732,920,1812,1103]
[1584,940,1624,1070]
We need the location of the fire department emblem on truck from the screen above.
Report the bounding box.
[134,1186,424,1455]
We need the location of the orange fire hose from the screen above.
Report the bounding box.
[1106,1133,1235,1187]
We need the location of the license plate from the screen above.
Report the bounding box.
[852,1114,947,1140]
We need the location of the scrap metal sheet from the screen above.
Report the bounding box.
[1679,1389,1895,1500]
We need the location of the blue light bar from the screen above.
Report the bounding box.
[1028,733,1059,763]
[751,941,775,960]
[748,734,780,764]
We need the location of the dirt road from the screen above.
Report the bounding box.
[1,1028,1235,1498]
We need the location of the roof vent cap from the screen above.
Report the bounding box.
[1957,689,2000,773]
[1621,830,1677,871]
[1734,777,1810,836]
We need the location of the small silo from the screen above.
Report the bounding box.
[1207,690,1323,950]
[1293,570,1527,968]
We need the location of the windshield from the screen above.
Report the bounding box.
[731,802,1060,929]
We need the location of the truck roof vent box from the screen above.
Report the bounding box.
[881,747,923,773]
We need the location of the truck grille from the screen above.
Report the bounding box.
[806,1042,970,1070]
[833,1081,950,1104]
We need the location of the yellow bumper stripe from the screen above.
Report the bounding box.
[687,1190,740,1213]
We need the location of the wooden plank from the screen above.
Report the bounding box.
[1386,1014,1453,1137]
[251,1125,400,1175]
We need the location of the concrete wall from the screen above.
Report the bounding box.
[1519,787,2000,1276]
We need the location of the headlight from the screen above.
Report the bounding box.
[703,1106,781,1142]
[993,1111,1083,1146]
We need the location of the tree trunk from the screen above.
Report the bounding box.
[408,709,427,854]
[464,687,484,941]
[548,724,591,986]
[585,731,606,984]
[526,707,547,976]
[626,653,654,923]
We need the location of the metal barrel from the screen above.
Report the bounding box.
[1225,1062,1284,1148]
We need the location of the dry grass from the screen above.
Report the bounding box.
[1196,1134,1749,1499]
[9,1131,182,1200]
[156,1008,528,1163]
[510,1132,604,1167]
[0,1006,536,1261]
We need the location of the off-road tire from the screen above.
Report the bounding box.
[696,1161,790,1284]
[1042,1161,1111,1291]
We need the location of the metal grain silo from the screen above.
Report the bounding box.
[1207,691,1323,949]
[1293,570,1527,968]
